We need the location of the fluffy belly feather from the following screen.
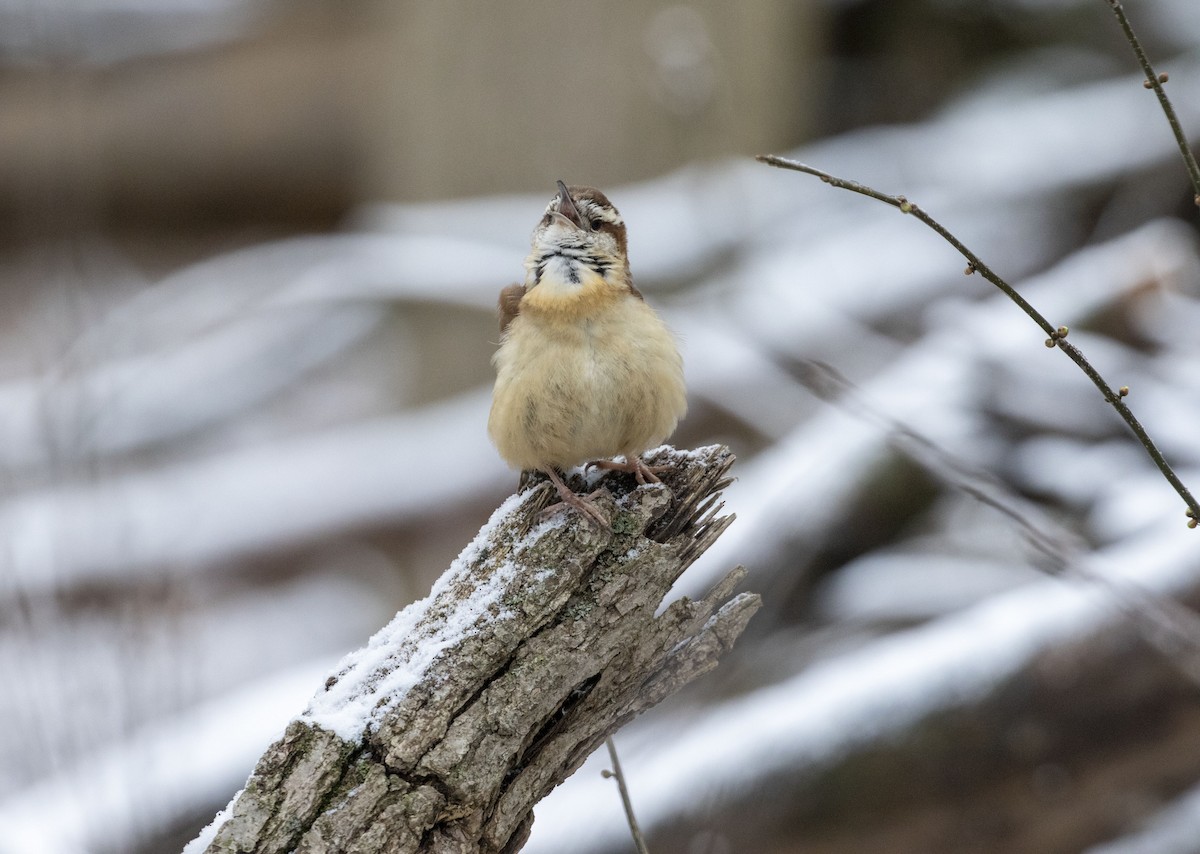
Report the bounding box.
[488,298,686,472]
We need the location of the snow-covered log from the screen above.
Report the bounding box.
[191,444,758,854]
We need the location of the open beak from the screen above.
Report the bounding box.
[554,179,586,230]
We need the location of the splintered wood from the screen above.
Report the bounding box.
[201,444,757,854]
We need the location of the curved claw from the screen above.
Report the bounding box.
[541,468,611,530]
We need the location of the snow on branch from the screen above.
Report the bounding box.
[191,444,758,854]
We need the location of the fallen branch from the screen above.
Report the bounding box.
[191,444,757,854]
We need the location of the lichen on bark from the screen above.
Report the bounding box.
[200,444,757,854]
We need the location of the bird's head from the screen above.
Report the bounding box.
[524,181,630,292]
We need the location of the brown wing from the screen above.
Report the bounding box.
[498,283,526,334]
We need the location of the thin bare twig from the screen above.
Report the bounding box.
[604,737,651,854]
[1104,0,1200,205]
[755,153,1200,526]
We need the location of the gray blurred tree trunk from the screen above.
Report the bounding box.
[199,445,757,854]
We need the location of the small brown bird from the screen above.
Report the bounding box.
[488,181,687,526]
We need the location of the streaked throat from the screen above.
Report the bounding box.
[531,250,614,290]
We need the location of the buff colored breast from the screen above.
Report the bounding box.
[488,276,687,473]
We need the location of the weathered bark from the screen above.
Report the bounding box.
[200,444,757,854]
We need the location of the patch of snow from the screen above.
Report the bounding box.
[0,388,510,597]
[1085,777,1200,854]
[182,790,240,854]
[300,490,534,741]
[0,303,383,470]
[813,553,1042,622]
[0,568,389,799]
[0,661,328,854]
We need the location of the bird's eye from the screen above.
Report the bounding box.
[589,217,603,231]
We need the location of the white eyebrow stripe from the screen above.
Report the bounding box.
[579,201,623,225]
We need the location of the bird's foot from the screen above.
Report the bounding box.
[586,455,670,485]
[540,467,611,529]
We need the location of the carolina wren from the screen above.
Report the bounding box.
[488,181,687,526]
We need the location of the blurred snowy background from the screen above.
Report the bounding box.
[3,1,1200,852]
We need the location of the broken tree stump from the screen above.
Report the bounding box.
[193,444,758,854]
